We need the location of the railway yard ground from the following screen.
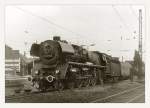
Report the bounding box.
[5,77,145,103]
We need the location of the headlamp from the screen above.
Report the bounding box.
[46,75,55,83]
[55,70,60,74]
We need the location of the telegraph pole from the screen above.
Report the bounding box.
[137,9,143,80]
[138,9,142,61]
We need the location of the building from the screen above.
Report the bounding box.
[5,45,30,76]
[5,45,20,75]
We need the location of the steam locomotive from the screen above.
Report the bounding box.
[30,36,121,91]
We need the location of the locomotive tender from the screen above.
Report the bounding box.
[30,36,121,91]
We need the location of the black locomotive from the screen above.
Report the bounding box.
[30,36,121,91]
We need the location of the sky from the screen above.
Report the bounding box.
[5,5,145,61]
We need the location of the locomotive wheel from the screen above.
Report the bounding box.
[68,82,75,89]
[90,78,96,86]
[86,79,90,87]
[39,80,47,92]
[100,79,104,86]
[54,80,64,91]
[75,80,83,88]
[33,80,46,92]
[33,81,40,89]
[113,77,119,83]
[58,81,64,91]
[83,79,90,87]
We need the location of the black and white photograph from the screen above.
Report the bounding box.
[4,2,146,103]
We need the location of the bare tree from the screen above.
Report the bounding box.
[133,50,142,79]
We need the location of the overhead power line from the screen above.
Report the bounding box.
[129,5,139,21]
[15,7,87,38]
[112,5,132,34]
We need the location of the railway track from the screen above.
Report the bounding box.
[126,93,144,103]
[6,88,76,101]
[90,85,144,103]
[6,80,144,103]
[6,92,40,101]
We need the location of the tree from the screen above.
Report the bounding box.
[133,50,142,79]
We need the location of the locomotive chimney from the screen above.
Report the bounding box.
[53,36,61,41]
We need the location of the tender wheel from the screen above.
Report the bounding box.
[54,80,64,91]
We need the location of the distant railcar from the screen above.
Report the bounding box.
[120,62,132,79]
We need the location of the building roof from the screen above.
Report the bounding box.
[5,44,19,59]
